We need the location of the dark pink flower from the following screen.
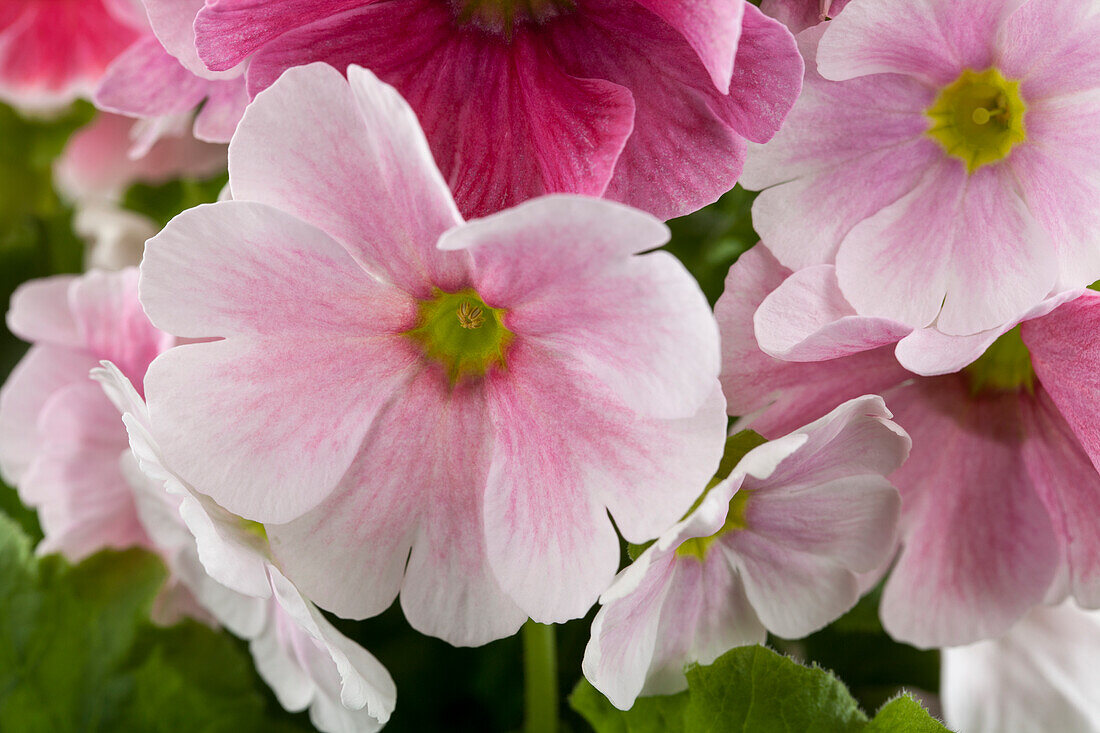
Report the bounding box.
[181,0,803,219]
[0,0,145,110]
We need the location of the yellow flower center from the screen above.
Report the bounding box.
[452,0,575,36]
[675,431,767,561]
[963,326,1035,394]
[927,68,1027,172]
[406,288,512,383]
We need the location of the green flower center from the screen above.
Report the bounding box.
[452,0,575,35]
[927,68,1027,173]
[963,326,1035,394]
[675,430,767,561]
[676,489,752,561]
[406,288,512,383]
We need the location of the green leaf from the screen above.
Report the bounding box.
[866,695,950,732]
[570,679,687,733]
[571,646,947,733]
[684,646,867,733]
[0,511,309,733]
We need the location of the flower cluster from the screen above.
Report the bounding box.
[2,0,1099,729]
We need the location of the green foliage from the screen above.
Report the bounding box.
[0,511,309,733]
[122,175,228,228]
[664,186,758,305]
[570,645,949,733]
[780,587,941,713]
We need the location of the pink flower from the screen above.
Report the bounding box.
[582,396,907,710]
[0,0,145,110]
[760,0,850,34]
[0,268,174,560]
[138,63,728,646]
[54,111,226,204]
[742,0,1100,336]
[942,602,1100,733]
[716,245,1100,647]
[95,0,249,144]
[94,363,397,733]
[182,0,803,220]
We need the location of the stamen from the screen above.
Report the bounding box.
[457,301,485,330]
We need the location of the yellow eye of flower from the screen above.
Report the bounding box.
[927,68,1027,173]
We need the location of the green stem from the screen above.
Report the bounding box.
[523,620,558,733]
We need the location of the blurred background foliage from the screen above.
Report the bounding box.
[0,101,939,732]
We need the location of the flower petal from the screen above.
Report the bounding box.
[880,377,1059,647]
[816,0,1008,85]
[715,245,912,437]
[244,2,636,220]
[269,370,527,646]
[631,0,745,94]
[442,195,718,420]
[836,161,1056,335]
[229,62,466,296]
[754,265,910,361]
[483,339,726,622]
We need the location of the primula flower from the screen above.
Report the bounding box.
[178,0,803,220]
[582,395,907,710]
[942,602,1100,733]
[95,0,249,144]
[0,268,173,559]
[94,363,397,733]
[0,0,145,110]
[760,0,849,33]
[716,245,1100,647]
[138,63,728,646]
[742,0,1100,336]
[54,111,226,204]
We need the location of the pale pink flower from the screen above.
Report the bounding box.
[760,0,850,33]
[95,0,249,144]
[716,245,1100,647]
[943,602,1100,733]
[94,363,397,733]
[54,111,226,204]
[743,0,1100,336]
[0,268,173,560]
[181,0,803,220]
[582,395,907,710]
[138,63,727,646]
[0,0,145,110]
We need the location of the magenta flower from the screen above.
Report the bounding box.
[0,0,144,110]
[716,245,1100,647]
[138,63,727,646]
[942,602,1100,733]
[743,0,1100,336]
[94,363,397,733]
[177,0,803,220]
[582,395,907,710]
[95,0,249,144]
[0,268,174,560]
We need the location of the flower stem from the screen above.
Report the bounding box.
[523,620,558,733]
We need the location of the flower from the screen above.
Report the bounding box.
[183,0,803,220]
[0,268,174,559]
[760,0,850,34]
[715,244,1100,647]
[94,362,397,733]
[138,62,728,646]
[742,0,1100,336]
[942,601,1100,733]
[95,0,250,144]
[582,395,907,710]
[53,111,226,204]
[0,0,144,110]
